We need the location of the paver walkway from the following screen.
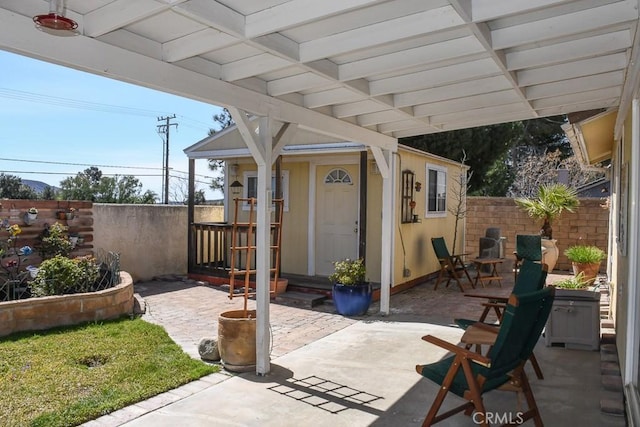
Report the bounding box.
[135,277,357,360]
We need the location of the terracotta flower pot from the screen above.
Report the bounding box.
[572,262,601,286]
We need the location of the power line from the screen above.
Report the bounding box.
[0,156,216,178]
[0,87,218,133]
[1,170,212,186]
[0,170,164,177]
[0,87,164,117]
[0,156,162,170]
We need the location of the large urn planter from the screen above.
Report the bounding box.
[541,239,559,273]
[218,309,257,372]
[332,282,372,316]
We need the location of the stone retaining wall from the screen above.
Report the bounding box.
[0,272,134,337]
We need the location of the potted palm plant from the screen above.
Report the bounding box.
[564,245,606,286]
[515,183,579,272]
[329,258,371,316]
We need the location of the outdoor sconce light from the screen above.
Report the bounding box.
[415,181,422,192]
[230,180,243,194]
[33,0,79,36]
[228,163,243,196]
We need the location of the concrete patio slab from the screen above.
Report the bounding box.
[119,320,622,426]
[83,273,625,426]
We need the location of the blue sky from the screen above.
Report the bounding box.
[0,50,225,201]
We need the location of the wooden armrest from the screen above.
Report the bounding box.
[421,334,491,365]
[462,326,498,347]
[481,301,507,309]
[468,322,499,333]
[451,253,470,259]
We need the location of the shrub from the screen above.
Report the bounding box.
[30,255,99,296]
[74,255,100,292]
[38,222,73,260]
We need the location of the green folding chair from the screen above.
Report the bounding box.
[455,260,548,328]
[514,234,543,281]
[431,237,472,292]
[454,260,548,379]
[416,287,555,426]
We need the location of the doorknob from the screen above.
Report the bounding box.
[354,228,358,233]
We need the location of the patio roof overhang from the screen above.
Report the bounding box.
[1,1,639,145]
[4,0,640,377]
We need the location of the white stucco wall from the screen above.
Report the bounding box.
[93,204,223,281]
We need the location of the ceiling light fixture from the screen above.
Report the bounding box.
[33,0,78,36]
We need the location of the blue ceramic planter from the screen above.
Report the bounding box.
[332,282,372,316]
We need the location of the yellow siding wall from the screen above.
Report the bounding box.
[393,152,464,286]
[281,161,310,274]
[615,112,633,376]
[234,150,464,286]
[231,161,310,275]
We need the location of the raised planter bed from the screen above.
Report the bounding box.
[0,271,133,337]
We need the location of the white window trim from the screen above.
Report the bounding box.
[242,170,289,212]
[425,163,447,218]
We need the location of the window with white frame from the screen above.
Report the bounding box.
[426,164,446,217]
[242,170,289,211]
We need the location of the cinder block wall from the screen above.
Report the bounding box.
[465,197,609,272]
[93,204,224,281]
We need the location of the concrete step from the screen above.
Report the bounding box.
[275,291,327,308]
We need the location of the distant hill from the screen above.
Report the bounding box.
[22,179,58,194]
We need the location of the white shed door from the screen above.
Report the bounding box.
[315,165,359,276]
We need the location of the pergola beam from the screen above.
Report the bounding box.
[0,8,396,151]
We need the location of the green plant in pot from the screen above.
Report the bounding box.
[329,258,372,316]
[564,245,606,286]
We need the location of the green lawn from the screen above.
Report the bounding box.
[0,317,219,427]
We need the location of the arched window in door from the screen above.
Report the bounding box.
[324,168,352,184]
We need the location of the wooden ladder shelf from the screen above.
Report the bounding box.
[228,197,284,313]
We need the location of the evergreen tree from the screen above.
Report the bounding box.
[0,173,37,199]
[400,116,571,196]
[41,185,57,200]
[59,167,156,203]
[208,108,235,194]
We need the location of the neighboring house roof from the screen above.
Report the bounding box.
[576,177,610,198]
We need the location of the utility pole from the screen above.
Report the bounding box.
[157,115,177,204]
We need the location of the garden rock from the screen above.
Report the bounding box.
[198,337,220,361]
